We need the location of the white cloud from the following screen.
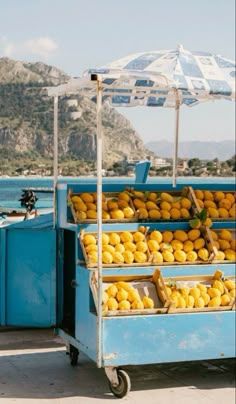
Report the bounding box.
[0,36,58,60]
[24,37,58,58]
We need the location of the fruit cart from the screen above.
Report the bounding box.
[48,52,235,397]
[56,178,235,398]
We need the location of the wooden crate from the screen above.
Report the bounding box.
[146,226,216,266]
[163,273,235,314]
[208,228,236,264]
[67,188,138,224]
[127,186,197,222]
[79,229,152,268]
[90,268,170,317]
[189,187,236,221]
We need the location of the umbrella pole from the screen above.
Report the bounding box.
[96,78,103,368]
[173,97,180,188]
[53,95,58,228]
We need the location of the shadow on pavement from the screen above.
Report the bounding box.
[0,349,235,401]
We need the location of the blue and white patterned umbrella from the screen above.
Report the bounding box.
[48,45,235,187]
[83,44,235,107]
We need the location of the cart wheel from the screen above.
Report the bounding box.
[69,345,79,366]
[108,369,131,398]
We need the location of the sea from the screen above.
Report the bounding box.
[0,176,235,213]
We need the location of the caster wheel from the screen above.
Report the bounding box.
[69,345,79,366]
[109,369,131,398]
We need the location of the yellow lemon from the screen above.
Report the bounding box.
[136,241,148,253]
[221,294,231,306]
[174,230,188,242]
[102,291,109,304]
[225,193,235,205]
[102,251,113,264]
[194,238,205,250]
[160,201,171,211]
[83,234,97,246]
[214,191,225,202]
[218,208,229,218]
[198,248,209,261]
[219,229,232,241]
[134,251,147,263]
[123,250,134,264]
[208,207,219,218]
[148,192,158,201]
[230,239,236,250]
[117,200,129,209]
[152,251,164,263]
[123,241,136,253]
[123,207,135,218]
[148,239,160,252]
[186,295,195,308]
[118,300,131,310]
[120,231,133,243]
[106,284,118,298]
[107,297,119,311]
[219,198,231,210]
[138,208,149,218]
[180,208,190,218]
[112,252,124,264]
[102,244,115,254]
[160,210,171,219]
[194,297,205,308]
[183,240,194,252]
[85,244,98,253]
[160,192,173,203]
[204,200,216,209]
[87,210,97,219]
[87,251,98,264]
[210,230,219,241]
[110,209,124,219]
[189,287,201,299]
[188,229,201,241]
[102,233,110,245]
[146,201,159,210]
[102,210,110,220]
[224,249,236,260]
[230,289,236,298]
[180,287,190,297]
[203,217,213,228]
[218,239,231,251]
[133,198,146,209]
[197,284,208,294]
[107,199,119,210]
[115,281,132,292]
[186,251,198,262]
[201,293,210,306]
[171,201,181,209]
[180,197,192,210]
[224,279,236,290]
[109,232,121,245]
[74,200,87,212]
[149,209,161,219]
[115,243,125,253]
[212,280,225,295]
[86,202,97,211]
[214,251,225,261]
[71,195,83,203]
[160,242,173,252]
[80,193,94,203]
[208,287,221,298]
[171,239,184,250]
[208,296,221,307]
[170,208,181,219]
[128,289,140,303]
[229,206,236,217]
[174,250,187,262]
[204,190,214,201]
[131,300,144,309]
[162,231,174,243]
[133,231,145,243]
[150,230,163,243]
[162,250,175,262]
[142,296,154,308]
[195,190,204,200]
[76,211,87,220]
[118,191,130,202]
[177,296,187,308]
[116,289,128,302]
[102,201,108,211]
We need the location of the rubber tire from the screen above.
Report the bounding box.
[108,369,131,398]
[69,345,79,366]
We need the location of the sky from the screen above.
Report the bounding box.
[0,0,235,145]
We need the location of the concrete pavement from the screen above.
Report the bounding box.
[0,328,235,403]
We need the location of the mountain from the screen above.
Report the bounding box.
[145,140,235,161]
[0,57,153,166]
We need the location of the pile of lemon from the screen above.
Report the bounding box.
[102,281,154,311]
[71,191,135,221]
[147,229,211,263]
[194,190,236,219]
[208,229,236,261]
[130,191,192,220]
[165,276,235,309]
[82,229,150,265]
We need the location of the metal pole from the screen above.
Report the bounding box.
[173,94,180,187]
[96,78,103,368]
[53,96,58,228]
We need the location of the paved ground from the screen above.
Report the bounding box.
[0,329,235,403]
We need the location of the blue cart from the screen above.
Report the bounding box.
[56,178,236,398]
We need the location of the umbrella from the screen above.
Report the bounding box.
[47,44,235,366]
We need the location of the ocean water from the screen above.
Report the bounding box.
[0,177,54,210]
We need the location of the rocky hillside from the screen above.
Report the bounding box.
[0,57,153,165]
